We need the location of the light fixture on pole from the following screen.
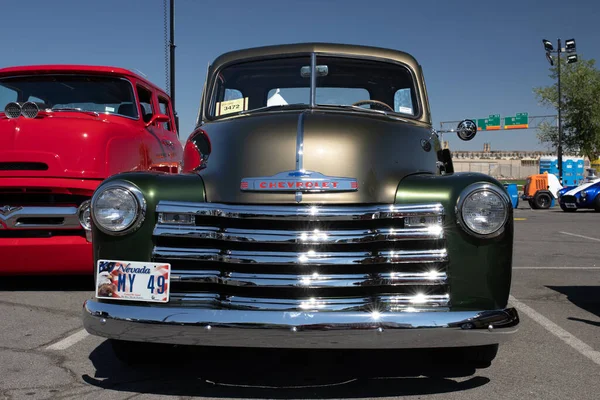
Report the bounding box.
[542,37,578,184]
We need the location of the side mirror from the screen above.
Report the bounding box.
[145,113,170,128]
[456,119,477,141]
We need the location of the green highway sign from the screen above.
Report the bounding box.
[504,112,529,129]
[474,114,501,131]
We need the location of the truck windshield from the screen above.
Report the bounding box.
[209,55,418,119]
[0,75,138,118]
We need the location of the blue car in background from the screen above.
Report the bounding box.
[557,169,600,212]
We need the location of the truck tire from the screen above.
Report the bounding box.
[533,192,552,209]
[594,195,600,212]
[430,344,499,370]
[110,339,166,365]
[528,199,536,209]
[457,344,499,368]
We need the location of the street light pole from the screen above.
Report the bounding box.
[542,37,577,184]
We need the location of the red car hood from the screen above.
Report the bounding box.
[0,114,141,179]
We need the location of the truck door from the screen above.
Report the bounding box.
[136,84,166,172]
[155,95,182,173]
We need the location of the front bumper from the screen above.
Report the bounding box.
[0,236,92,275]
[83,300,519,349]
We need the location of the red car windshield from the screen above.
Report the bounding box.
[0,74,138,118]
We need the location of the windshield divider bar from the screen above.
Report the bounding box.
[310,52,316,108]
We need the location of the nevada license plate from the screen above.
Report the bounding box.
[565,203,577,208]
[95,260,170,303]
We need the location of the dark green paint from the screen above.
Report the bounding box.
[92,172,205,264]
[395,172,513,311]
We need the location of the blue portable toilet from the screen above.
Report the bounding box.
[503,183,519,209]
[539,156,584,186]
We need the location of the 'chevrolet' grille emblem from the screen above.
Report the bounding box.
[0,205,22,216]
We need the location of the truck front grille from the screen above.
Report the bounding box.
[152,201,449,312]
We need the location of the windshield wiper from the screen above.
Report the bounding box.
[51,107,100,117]
[237,103,308,115]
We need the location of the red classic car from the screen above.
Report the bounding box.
[0,64,183,275]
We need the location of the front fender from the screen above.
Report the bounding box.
[395,172,514,311]
[91,172,206,263]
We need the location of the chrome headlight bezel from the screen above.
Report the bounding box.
[455,182,511,239]
[77,199,92,230]
[90,181,146,236]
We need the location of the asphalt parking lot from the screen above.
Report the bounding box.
[1,204,599,400]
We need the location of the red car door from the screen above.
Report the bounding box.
[154,94,182,173]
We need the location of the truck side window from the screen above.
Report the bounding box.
[137,85,154,123]
[158,97,172,131]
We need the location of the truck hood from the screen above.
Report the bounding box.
[0,115,142,179]
[199,110,438,204]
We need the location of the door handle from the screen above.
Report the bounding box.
[162,139,174,147]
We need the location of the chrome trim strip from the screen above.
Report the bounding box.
[169,293,449,312]
[295,111,306,202]
[154,225,444,243]
[156,201,444,221]
[170,270,448,288]
[83,300,520,349]
[0,206,81,230]
[153,247,448,265]
[169,293,449,311]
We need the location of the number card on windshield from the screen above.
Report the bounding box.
[96,260,171,303]
[216,97,248,116]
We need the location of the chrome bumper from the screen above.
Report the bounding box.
[83,300,519,349]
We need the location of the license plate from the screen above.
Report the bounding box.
[565,203,577,209]
[95,260,170,303]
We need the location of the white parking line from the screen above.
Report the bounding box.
[514,267,600,270]
[559,231,600,242]
[46,329,89,351]
[509,295,600,366]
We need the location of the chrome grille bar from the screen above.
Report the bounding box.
[168,293,450,312]
[154,225,444,243]
[156,201,444,221]
[0,206,81,230]
[171,270,447,287]
[154,247,448,265]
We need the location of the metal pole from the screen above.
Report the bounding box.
[170,0,175,109]
[557,38,563,183]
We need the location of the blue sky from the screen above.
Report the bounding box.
[3,0,599,151]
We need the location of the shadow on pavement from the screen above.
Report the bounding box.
[0,276,94,291]
[82,341,490,398]
[547,285,600,321]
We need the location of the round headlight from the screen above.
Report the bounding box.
[91,181,146,235]
[456,183,510,238]
[78,200,92,230]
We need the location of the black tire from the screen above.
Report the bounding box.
[430,344,499,369]
[456,344,499,368]
[528,199,537,210]
[533,192,552,209]
[594,195,600,212]
[109,339,165,365]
